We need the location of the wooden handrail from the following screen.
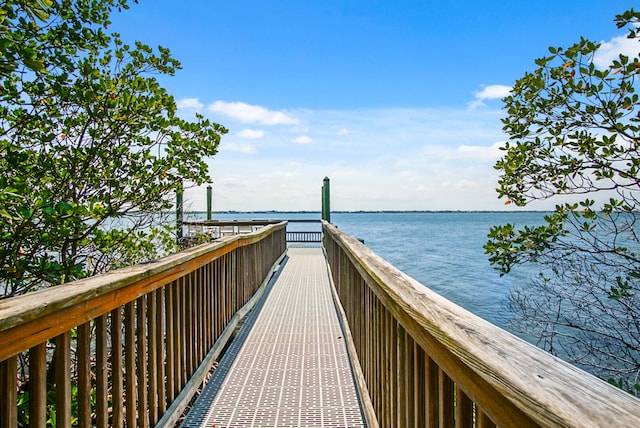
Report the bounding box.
[322,221,640,427]
[0,222,286,427]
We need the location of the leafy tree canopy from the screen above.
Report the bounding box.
[0,0,227,297]
[485,9,640,393]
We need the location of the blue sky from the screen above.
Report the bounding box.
[110,1,638,211]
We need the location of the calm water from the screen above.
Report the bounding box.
[188,211,547,330]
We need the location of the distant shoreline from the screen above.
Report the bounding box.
[183,210,552,214]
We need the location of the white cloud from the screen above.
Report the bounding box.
[177,97,204,111]
[594,34,640,69]
[208,100,300,125]
[237,129,265,139]
[455,141,505,161]
[337,128,350,136]
[222,143,257,154]
[180,104,532,211]
[292,135,312,144]
[469,85,512,109]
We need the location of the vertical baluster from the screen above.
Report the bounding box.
[413,343,426,427]
[232,247,239,318]
[375,286,382,419]
[166,282,175,403]
[367,286,373,400]
[203,261,209,350]
[184,274,193,378]
[382,306,390,426]
[29,343,47,427]
[77,322,91,427]
[111,307,124,428]
[363,283,370,391]
[369,271,377,417]
[147,290,158,425]
[156,287,167,416]
[190,271,197,372]
[194,268,201,364]
[125,302,137,428]
[206,261,213,349]
[364,284,376,399]
[405,332,415,427]
[177,277,185,390]
[356,275,363,357]
[54,332,71,428]
[214,258,221,338]
[1,355,18,428]
[438,368,455,428]
[200,267,207,360]
[136,295,149,428]
[96,314,108,427]
[477,408,496,428]
[196,268,203,363]
[456,387,473,428]
[397,326,406,428]
[230,249,236,324]
[173,279,182,397]
[426,357,439,428]
[390,316,398,426]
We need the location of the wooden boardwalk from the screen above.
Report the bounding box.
[181,247,367,427]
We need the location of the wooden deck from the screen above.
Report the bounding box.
[181,247,367,427]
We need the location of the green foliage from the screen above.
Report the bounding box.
[486,8,640,394]
[17,383,85,426]
[0,1,227,297]
[608,377,640,396]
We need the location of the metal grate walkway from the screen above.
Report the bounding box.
[181,247,366,427]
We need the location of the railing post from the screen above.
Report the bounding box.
[207,185,212,220]
[322,176,331,223]
[176,182,183,242]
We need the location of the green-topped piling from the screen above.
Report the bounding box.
[322,176,331,223]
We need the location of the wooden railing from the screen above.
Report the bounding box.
[286,231,322,243]
[322,221,640,427]
[0,222,286,427]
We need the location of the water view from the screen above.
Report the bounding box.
[187,211,547,331]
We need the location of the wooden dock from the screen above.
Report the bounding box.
[181,247,367,427]
[4,219,640,427]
